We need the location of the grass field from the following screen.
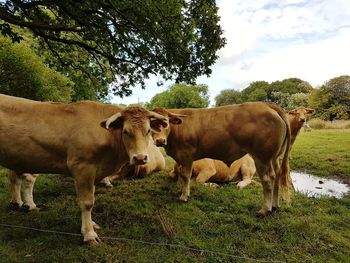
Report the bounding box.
[0,129,349,262]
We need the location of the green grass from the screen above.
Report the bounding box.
[0,130,350,262]
[291,129,350,179]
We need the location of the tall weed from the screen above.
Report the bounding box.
[308,118,350,129]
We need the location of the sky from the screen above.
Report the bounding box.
[112,0,350,106]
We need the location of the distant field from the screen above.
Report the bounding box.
[0,130,349,262]
[291,129,350,179]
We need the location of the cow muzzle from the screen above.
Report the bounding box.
[155,138,167,147]
[131,154,149,165]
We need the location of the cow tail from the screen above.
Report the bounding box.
[268,103,294,202]
[280,119,293,203]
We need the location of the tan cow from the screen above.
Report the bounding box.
[151,102,292,216]
[100,141,166,187]
[287,107,315,145]
[170,106,316,189]
[0,94,168,245]
[170,155,256,189]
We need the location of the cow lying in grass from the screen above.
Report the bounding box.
[170,154,257,189]
[152,102,293,216]
[169,107,315,189]
[0,94,168,245]
[99,141,166,187]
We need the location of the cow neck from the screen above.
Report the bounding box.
[112,129,129,166]
[288,117,302,145]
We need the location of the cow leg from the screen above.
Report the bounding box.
[8,170,23,207]
[203,182,219,188]
[236,164,254,189]
[236,178,252,189]
[21,173,39,211]
[178,162,193,202]
[72,166,100,245]
[196,170,215,184]
[255,160,275,217]
[99,177,113,189]
[272,159,281,210]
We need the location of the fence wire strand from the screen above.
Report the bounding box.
[0,222,285,263]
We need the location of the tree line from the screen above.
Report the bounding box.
[147,76,350,121]
[214,76,350,120]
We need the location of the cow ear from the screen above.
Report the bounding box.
[169,116,183,125]
[306,108,316,115]
[288,109,298,115]
[150,118,168,132]
[100,113,124,130]
[168,112,186,125]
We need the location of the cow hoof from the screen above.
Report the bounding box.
[271,207,279,213]
[84,237,102,246]
[92,221,101,230]
[256,209,271,218]
[236,182,246,190]
[22,204,40,212]
[9,202,22,211]
[179,195,188,202]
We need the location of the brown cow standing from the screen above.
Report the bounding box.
[0,94,168,244]
[152,102,292,216]
[170,106,316,189]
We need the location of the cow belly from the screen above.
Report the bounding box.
[0,152,68,174]
[0,140,68,174]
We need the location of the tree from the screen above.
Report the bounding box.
[287,93,310,110]
[147,84,209,109]
[309,75,350,120]
[271,91,289,109]
[268,78,313,100]
[0,35,73,102]
[247,88,267,102]
[215,89,242,106]
[241,81,269,102]
[34,39,110,101]
[0,0,226,97]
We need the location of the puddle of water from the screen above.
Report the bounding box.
[290,172,350,198]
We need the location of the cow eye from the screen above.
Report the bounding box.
[147,129,151,135]
[123,130,129,135]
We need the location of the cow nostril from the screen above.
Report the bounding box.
[156,139,166,145]
[133,154,148,163]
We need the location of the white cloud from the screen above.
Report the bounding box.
[113,0,350,105]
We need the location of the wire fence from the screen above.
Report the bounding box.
[0,222,285,263]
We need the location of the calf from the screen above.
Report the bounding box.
[0,94,168,244]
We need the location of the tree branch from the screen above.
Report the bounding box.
[0,7,83,32]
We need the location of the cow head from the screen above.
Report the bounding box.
[288,107,315,124]
[101,106,168,165]
[288,107,316,144]
[150,108,186,147]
